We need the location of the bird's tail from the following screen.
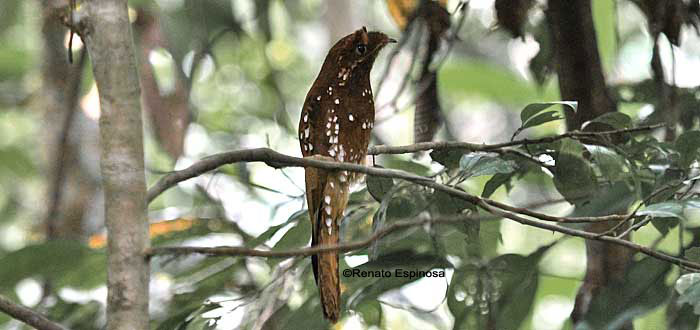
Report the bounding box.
[312,202,340,323]
[310,173,352,323]
[311,217,340,323]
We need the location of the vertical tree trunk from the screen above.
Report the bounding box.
[546,0,634,328]
[81,1,150,329]
[547,0,616,130]
[40,2,94,241]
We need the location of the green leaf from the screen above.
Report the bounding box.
[520,101,577,124]
[448,245,551,330]
[553,139,597,205]
[677,274,700,315]
[356,299,382,326]
[638,201,686,221]
[367,167,395,202]
[431,189,476,216]
[676,130,700,168]
[0,146,36,178]
[459,153,517,178]
[0,240,104,291]
[586,112,631,130]
[584,145,627,182]
[579,257,671,329]
[271,214,310,251]
[430,149,463,169]
[491,247,550,330]
[522,111,563,129]
[482,173,514,198]
[687,248,700,263]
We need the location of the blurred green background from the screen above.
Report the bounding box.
[1,0,700,329]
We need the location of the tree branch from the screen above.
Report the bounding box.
[147,147,628,224]
[147,215,474,258]
[476,201,700,271]
[0,294,68,330]
[82,1,150,329]
[146,148,431,203]
[366,124,663,155]
[147,206,700,272]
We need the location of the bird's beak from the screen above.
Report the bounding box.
[387,38,398,43]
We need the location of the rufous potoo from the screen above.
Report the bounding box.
[298,27,395,323]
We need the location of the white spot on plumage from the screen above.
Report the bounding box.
[308,144,313,151]
[328,227,332,235]
[349,114,354,121]
[330,182,334,188]
[362,91,365,96]
[334,99,340,105]
[326,130,331,136]
[316,95,321,101]
[325,205,332,215]
[362,122,367,129]
[324,195,331,204]
[325,217,332,227]
[304,127,310,138]
[329,148,336,157]
[303,113,308,122]
[326,122,331,129]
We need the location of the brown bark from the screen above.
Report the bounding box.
[546,0,634,327]
[80,1,150,329]
[0,294,68,330]
[135,10,190,159]
[547,0,617,130]
[40,4,95,241]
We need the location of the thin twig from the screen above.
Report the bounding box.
[367,124,664,155]
[45,48,87,238]
[147,215,472,258]
[475,201,700,271]
[0,294,68,330]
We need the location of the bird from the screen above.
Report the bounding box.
[298,27,395,323]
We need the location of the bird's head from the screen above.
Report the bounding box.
[323,27,396,82]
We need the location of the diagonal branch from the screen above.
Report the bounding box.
[146,208,700,272]
[148,124,663,204]
[147,148,625,224]
[367,124,663,155]
[146,148,431,203]
[147,215,474,258]
[0,294,68,330]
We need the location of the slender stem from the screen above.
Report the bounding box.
[0,294,68,330]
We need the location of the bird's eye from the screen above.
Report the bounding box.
[356,44,367,55]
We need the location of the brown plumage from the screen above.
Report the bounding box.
[299,27,395,323]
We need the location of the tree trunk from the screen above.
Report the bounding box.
[546,0,634,328]
[81,1,150,329]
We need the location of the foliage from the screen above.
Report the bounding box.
[2,0,700,330]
